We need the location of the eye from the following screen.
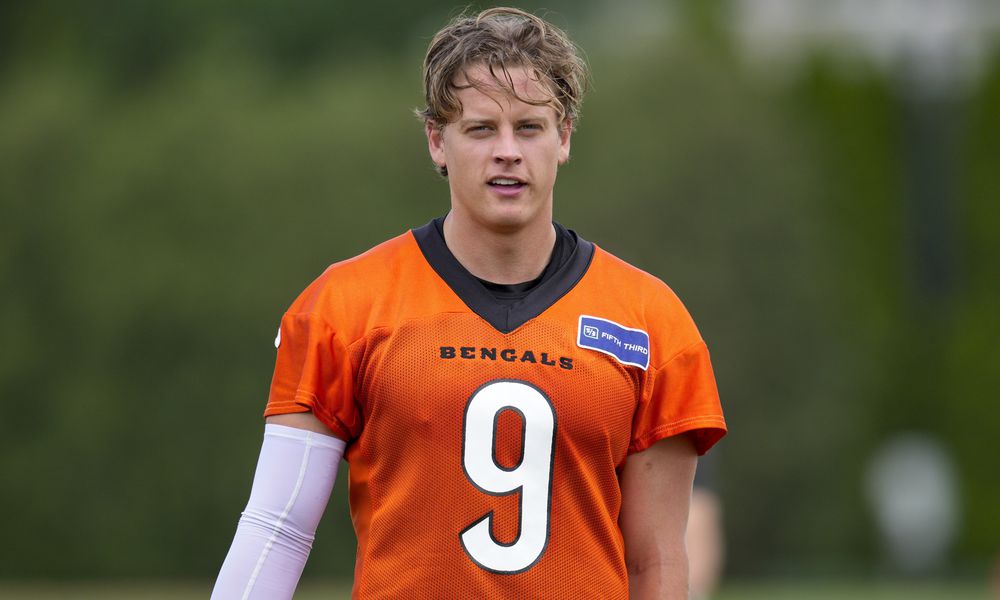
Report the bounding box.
[465,125,494,137]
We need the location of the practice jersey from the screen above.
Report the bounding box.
[265,221,727,599]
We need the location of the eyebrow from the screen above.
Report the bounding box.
[459,118,496,128]
[458,117,547,128]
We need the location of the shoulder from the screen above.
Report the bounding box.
[323,230,420,285]
[584,244,705,367]
[589,245,688,315]
[283,230,428,340]
[292,231,413,301]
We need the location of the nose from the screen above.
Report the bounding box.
[492,127,522,165]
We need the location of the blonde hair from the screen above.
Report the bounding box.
[417,7,588,140]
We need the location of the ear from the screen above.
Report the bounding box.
[425,121,447,169]
[557,118,573,165]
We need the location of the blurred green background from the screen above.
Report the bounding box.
[1,0,998,594]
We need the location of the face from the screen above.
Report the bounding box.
[426,64,572,234]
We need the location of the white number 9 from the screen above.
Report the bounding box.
[460,379,556,573]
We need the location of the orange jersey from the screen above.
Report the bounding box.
[265,221,726,598]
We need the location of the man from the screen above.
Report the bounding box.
[213,7,726,599]
[687,454,726,599]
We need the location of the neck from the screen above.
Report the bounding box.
[442,212,556,285]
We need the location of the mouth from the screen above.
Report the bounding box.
[487,177,527,193]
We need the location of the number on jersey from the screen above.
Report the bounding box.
[460,379,557,574]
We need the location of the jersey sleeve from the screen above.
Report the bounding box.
[630,340,726,455]
[264,309,361,442]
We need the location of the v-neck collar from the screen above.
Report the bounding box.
[412,218,594,334]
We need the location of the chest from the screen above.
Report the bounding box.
[349,312,642,467]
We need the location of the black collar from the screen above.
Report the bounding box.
[412,218,595,333]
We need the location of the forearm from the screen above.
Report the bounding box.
[620,435,698,600]
[212,424,344,600]
[627,545,689,599]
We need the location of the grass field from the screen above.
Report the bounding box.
[0,580,990,599]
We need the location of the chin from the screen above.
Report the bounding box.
[480,206,539,233]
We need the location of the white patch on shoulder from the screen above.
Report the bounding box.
[274,327,281,349]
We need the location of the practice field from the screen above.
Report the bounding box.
[0,580,990,599]
[715,580,990,600]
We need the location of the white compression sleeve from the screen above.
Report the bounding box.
[212,424,346,600]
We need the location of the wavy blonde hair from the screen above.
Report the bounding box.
[417,7,588,175]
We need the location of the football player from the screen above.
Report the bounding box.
[213,7,726,599]
[687,453,726,599]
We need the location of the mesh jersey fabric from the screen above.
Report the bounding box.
[265,226,727,599]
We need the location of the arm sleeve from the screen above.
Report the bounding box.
[211,424,346,600]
